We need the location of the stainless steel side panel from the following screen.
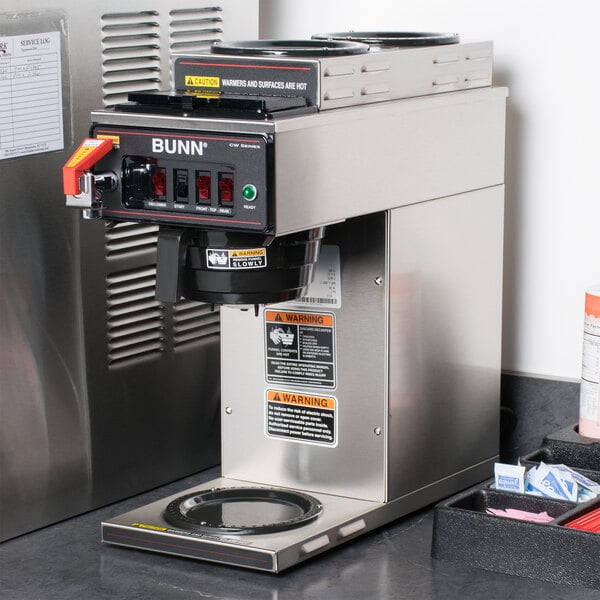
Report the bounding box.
[387,186,504,498]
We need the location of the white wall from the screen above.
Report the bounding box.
[259,0,600,381]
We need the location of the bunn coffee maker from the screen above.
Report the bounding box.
[63,33,507,572]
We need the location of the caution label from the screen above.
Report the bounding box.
[266,389,336,446]
[131,522,168,532]
[264,310,335,388]
[185,75,220,88]
[96,134,120,146]
[206,248,267,270]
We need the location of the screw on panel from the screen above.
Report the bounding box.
[374,427,382,436]
[225,407,233,414]
[374,277,384,286]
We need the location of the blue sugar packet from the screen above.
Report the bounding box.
[494,462,526,493]
[494,461,599,503]
[526,463,571,500]
[559,477,579,502]
[549,464,600,497]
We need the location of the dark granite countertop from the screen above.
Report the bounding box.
[1,466,597,600]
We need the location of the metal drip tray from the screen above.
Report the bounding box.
[164,487,323,534]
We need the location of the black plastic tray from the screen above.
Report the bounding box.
[432,425,600,590]
[525,424,600,471]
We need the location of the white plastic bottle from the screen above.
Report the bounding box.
[579,285,600,439]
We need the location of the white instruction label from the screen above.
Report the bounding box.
[285,245,341,309]
[0,31,64,160]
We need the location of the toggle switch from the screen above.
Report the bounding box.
[218,172,234,204]
[151,167,166,199]
[196,171,211,203]
[174,169,189,202]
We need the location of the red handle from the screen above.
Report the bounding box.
[62,138,113,195]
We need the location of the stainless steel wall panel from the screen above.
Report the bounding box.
[0,0,258,541]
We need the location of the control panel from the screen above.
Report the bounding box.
[90,125,272,233]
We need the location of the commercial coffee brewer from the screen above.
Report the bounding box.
[63,33,507,571]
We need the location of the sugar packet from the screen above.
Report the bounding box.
[525,462,574,501]
[493,461,600,502]
[494,462,526,493]
[545,463,600,501]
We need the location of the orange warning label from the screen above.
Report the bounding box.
[267,390,335,410]
[266,388,337,446]
[265,310,333,327]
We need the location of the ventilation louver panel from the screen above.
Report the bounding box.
[101,11,162,106]
[173,300,220,347]
[107,266,165,365]
[169,7,223,53]
[105,222,159,259]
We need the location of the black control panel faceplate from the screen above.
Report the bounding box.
[92,124,272,233]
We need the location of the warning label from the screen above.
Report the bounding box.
[206,248,267,270]
[266,389,336,446]
[185,75,220,88]
[96,134,121,146]
[175,57,320,105]
[265,310,335,389]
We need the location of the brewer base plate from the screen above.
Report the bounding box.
[102,461,495,572]
[102,476,380,572]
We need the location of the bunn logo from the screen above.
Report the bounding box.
[151,138,204,156]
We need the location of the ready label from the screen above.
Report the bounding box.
[266,389,337,446]
[264,310,335,388]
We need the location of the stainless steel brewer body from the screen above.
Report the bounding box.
[96,70,506,569]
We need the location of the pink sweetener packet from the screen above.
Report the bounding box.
[485,507,554,523]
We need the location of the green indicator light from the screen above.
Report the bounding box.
[242,184,258,201]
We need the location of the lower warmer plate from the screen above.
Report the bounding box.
[102,477,380,572]
[102,461,494,572]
